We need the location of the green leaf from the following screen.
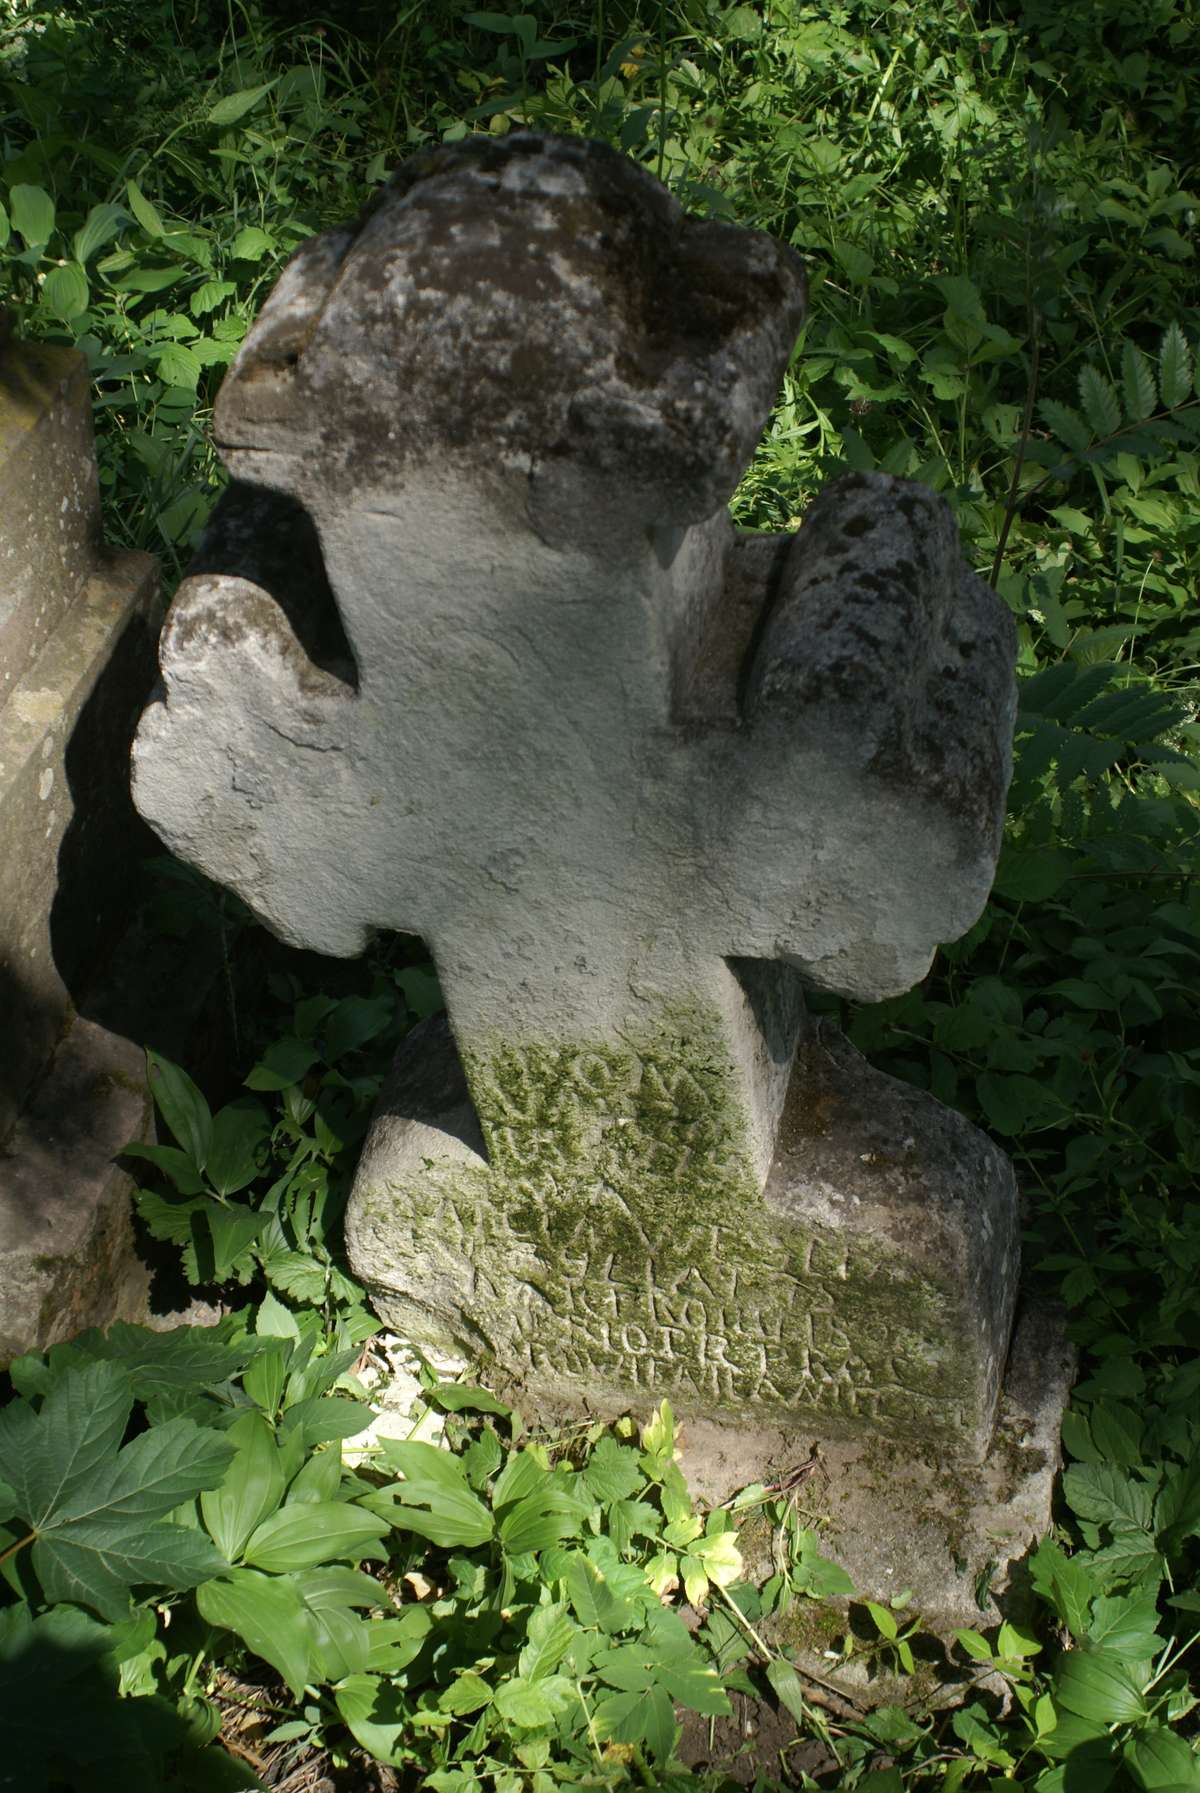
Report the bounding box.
[1079,366,1122,438]
[244,1037,321,1090]
[494,1677,562,1727]
[121,1140,206,1194]
[1160,323,1192,409]
[197,1568,313,1697]
[1062,1463,1156,1533]
[335,1675,413,1767]
[518,1602,576,1681]
[0,1361,233,1619]
[200,1412,285,1562]
[583,1435,645,1504]
[320,994,394,1062]
[156,342,202,391]
[146,1050,212,1168]
[205,1098,269,1197]
[208,82,278,126]
[190,278,237,316]
[242,1500,389,1572]
[39,257,87,319]
[766,1655,811,1725]
[1055,1649,1147,1724]
[0,201,9,250]
[109,264,185,293]
[73,203,126,264]
[229,225,276,262]
[1123,1724,1200,1789]
[594,1683,677,1761]
[992,845,1074,902]
[10,183,55,248]
[426,1383,512,1419]
[1040,398,1093,454]
[125,179,164,237]
[1122,341,1158,422]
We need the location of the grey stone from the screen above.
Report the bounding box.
[0,334,159,1358]
[133,133,1024,1458]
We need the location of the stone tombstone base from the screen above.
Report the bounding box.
[676,1302,1074,1635]
[346,1011,1019,1464]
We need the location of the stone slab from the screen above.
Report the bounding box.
[0,1017,151,1366]
[0,341,102,696]
[0,544,158,1140]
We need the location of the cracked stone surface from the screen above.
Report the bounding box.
[133,133,1024,1456]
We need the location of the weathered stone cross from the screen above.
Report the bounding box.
[135,134,1019,1458]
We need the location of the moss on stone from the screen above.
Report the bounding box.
[358,1005,987,1447]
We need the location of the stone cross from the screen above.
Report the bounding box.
[134,134,1019,1459]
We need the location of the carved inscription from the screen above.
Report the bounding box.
[366,1035,977,1444]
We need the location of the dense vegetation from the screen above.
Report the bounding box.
[1,0,1198,1786]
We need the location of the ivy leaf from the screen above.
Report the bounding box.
[0,1361,232,1620]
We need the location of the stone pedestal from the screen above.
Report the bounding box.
[0,336,159,1361]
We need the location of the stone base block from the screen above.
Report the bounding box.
[680,1299,1074,1635]
[348,1014,1020,1460]
[0,1017,152,1365]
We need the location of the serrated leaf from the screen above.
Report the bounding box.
[582,1435,645,1504]
[518,1601,576,1681]
[1122,341,1158,422]
[208,82,278,126]
[1160,323,1192,409]
[10,183,54,247]
[42,261,89,322]
[229,224,276,262]
[190,278,237,316]
[156,341,201,391]
[594,1682,677,1761]
[1062,1463,1156,1533]
[125,179,164,237]
[1039,398,1093,454]
[198,1568,312,1696]
[766,1655,810,1724]
[1079,366,1122,438]
[0,1360,232,1618]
